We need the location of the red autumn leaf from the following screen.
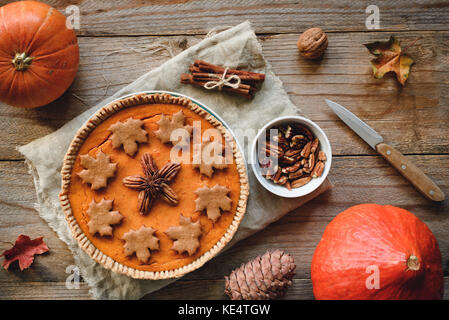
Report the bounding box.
[1,235,49,270]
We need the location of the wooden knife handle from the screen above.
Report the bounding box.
[376,143,445,202]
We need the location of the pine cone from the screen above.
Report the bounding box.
[224,250,296,300]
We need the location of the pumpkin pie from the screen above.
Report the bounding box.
[59,93,248,279]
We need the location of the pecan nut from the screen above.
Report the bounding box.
[310,138,320,154]
[300,141,312,158]
[311,161,325,178]
[318,151,327,161]
[291,176,312,188]
[288,169,304,180]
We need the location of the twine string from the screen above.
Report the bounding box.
[203,67,241,91]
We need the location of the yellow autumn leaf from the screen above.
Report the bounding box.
[364,36,415,86]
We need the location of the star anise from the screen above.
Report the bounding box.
[123,153,181,215]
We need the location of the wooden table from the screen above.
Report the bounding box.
[0,0,448,300]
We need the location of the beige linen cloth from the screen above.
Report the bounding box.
[18,21,331,299]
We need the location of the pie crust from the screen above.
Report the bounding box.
[59,93,249,279]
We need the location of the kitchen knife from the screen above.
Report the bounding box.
[325,99,445,202]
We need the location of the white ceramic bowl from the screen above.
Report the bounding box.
[251,116,332,198]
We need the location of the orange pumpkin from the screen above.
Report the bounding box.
[0,1,79,108]
[311,204,443,300]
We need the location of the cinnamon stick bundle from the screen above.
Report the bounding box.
[181,60,265,99]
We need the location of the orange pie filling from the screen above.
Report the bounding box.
[67,103,242,272]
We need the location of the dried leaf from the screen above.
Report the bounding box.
[364,36,415,86]
[1,235,49,270]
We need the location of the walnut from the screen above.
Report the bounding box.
[297,27,328,59]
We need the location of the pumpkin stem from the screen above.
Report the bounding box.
[407,255,420,271]
[12,52,33,71]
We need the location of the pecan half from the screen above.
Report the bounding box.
[303,163,311,173]
[291,176,312,188]
[159,183,179,205]
[280,155,296,165]
[284,149,301,158]
[311,161,325,178]
[278,176,288,185]
[263,142,284,158]
[284,162,302,173]
[272,168,282,183]
[308,153,315,172]
[288,169,304,180]
[318,151,327,161]
[300,141,312,158]
[310,138,320,154]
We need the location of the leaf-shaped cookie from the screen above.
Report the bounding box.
[154,110,193,147]
[109,117,148,156]
[195,184,232,222]
[364,36,415,86]
[122,226,159,264]
[77,150,117,190]
[193,140,228,177]
[87,198,123,236]
[165,214,202,256]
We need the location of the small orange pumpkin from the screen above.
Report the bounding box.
[0,1,79,108]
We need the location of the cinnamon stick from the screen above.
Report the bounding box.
[191,72,261,84]
[180,74,254,99]
[181,60,265,98]
[194,60,265,81]
[181,74,254,93]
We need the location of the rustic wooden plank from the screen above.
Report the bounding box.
[2,277,449,300]
[146,278,313,300]
[1,31,448,160]
[0,161,80,283]
[0,282,91,300]
[147,277,449,300]
[1,154,447,287]
[1,0,447,35]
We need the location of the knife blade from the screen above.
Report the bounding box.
[325,99,445,202]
